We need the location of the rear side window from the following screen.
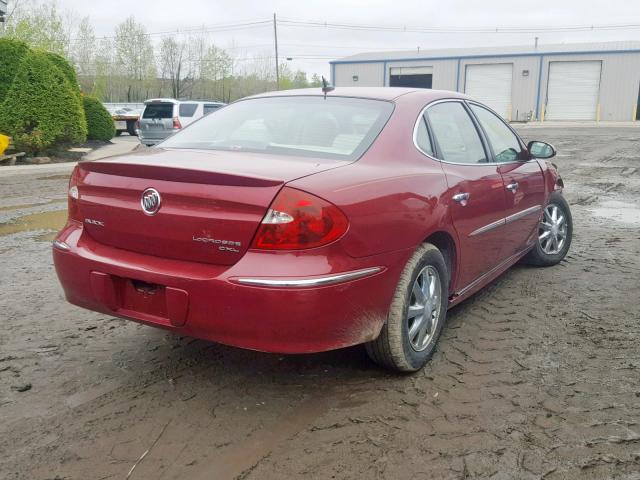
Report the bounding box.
[426,102,486,164]
[470,104,522,163]
[179,103,198,117]
[160,96,394,161]
[204,104,222,115]
[143,103,174,119]
[415,116,434,156]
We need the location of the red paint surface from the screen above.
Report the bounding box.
[53,88,561,353]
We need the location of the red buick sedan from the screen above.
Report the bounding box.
[53,87,572,371]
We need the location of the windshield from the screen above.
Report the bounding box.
[160,96,394,161]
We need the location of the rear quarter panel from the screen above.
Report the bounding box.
[289,92,458,259]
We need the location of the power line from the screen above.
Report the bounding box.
[67,15,640,46]
[69,19,271,43]
[277,17,640,34]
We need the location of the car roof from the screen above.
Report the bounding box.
[247,87,470,102]
[144,98,179,104]
[180,100,226,105]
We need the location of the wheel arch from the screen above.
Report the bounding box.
[423,230,458,296]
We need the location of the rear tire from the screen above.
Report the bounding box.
[127,120,138,137]
[524,192,572,266]
[366,243,449,372]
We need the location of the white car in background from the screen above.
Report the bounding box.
[137,99,226,146]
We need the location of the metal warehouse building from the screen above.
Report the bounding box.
[330,41,640,122]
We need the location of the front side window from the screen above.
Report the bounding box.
[426,102,486,164]
[161,96,394,161]
[470,104,522,163]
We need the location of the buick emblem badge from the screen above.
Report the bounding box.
[141,188,161,215]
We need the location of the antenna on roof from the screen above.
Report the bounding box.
[321,76,334,99]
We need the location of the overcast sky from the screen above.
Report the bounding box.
[44,0,640,76]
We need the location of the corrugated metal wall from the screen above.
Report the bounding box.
[333,51,640,121]
[334,62,384,87]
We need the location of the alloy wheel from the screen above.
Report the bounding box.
[406,266,442,352]
[539,203,567,255]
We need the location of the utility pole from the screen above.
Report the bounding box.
[273,12,280,90]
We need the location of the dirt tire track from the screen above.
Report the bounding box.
[1,126,639,479]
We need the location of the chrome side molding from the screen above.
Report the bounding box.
[469,205,542,237]
[469,218,506,237]
[505,205,542,224]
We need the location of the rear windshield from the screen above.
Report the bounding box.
[143,103,174,119]
[160,96,394,161]
[179,103,198,117]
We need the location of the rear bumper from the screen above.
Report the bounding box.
[138,136,165,146]
[52,222,407,353]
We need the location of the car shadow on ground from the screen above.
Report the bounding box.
[119,264,532,385]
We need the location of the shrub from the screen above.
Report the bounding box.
[43,51,81,94]
[83,96,115,141]
[0,50,87,154]
[0,39,30,104]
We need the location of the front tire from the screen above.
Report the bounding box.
[524,192,572,266]
[366,243,449,372]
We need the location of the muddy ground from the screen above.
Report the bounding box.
[1,126,639,480]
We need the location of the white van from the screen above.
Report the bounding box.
[137,99,226,146]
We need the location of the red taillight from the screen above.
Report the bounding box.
[172,117,182,129]
[252,187,348,250]
[135,119,140,130]
[68,166,81,222]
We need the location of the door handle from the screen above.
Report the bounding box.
[452,192,470,204]
[506,182,519,192]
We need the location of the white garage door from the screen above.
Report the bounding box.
[546,61,602,120]
[465,64,513,119]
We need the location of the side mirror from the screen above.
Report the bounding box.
[527,141,556,159]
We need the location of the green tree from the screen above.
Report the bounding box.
[71,16,96,94]
[83,96,115,141]
[113,17,157,101]
[92,37,113,101]
[4,1,71,56]
[0,50,87,153]
[200,44,233,101]
[159,36,188,99]
[310,73,322,87]
[0,38,30,103]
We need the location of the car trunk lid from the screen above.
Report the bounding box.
[75,148,347,265]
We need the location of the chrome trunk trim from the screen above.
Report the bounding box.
[52,240,70,251]
[235,267,382,288]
